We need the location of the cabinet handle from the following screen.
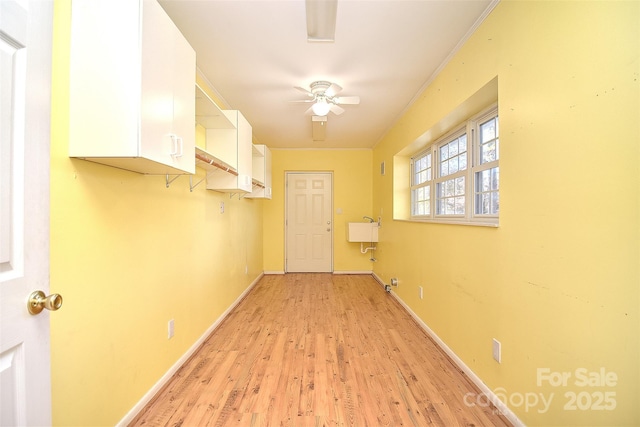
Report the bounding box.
[177,137,184,158]
[169,134,183,158]
[169,134,178,157]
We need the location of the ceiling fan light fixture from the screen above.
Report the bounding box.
[311,98,331,116]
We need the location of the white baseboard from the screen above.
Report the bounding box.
[263,270,285,275]
[333,270,373,275]
[371,273,524,427]
[116,272,264,427]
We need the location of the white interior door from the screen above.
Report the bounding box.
[0,1,54,425]
[285,172,333,272]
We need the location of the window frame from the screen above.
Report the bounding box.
[409,104,499,226]
[471,110,500,220]
[410,150,433,218]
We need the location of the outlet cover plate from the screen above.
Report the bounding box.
[168,319,175,339]
[492,338,501,363]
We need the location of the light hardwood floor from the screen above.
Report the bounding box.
[130,274,511,426]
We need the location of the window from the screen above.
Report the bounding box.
[436,131,467,216]
[410,106,499,225]
[474,115,499,216]
[411,152,431,216]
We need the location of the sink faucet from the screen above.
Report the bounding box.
[363,216,374,223]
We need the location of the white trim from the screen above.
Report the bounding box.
[333,270,373,275]
[270,147,372,152]
[116,272,264,427]
[263,270,285,275]
[371,272,524,427]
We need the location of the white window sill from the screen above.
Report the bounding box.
[401,218,499,228]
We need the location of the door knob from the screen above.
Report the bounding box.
[27,290,63,315]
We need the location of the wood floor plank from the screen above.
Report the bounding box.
[129,274,511,426]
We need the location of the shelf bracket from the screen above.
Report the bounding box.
[165,174,181,188]
[189,175,206,192]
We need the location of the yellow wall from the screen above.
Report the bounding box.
[373,1,639,425]
[50,1,264,425]
[263,149,374,273]
[50,0,639,425]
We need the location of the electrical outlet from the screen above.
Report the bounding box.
[419,286,423,299]
[220,201,225,214]
[492,338,501,363]
[245,265,249,275]
[168,319,175,339]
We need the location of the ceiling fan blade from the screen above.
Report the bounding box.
[335,95,360,105]
[325,82,342,97]
[294,86,314,97]
[289,99,315,103]
[329,104,345,115]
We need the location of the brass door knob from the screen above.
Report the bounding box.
[27,290,63,315]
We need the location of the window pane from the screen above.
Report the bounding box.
[459,152,467,170]
[453,197,462,214]
[440,145,448,161]
[479,116,499,165]
[411,184,430,216]
[445,179,454,197]
[437,177,465,215]
[491,167,499,191]
[459,134,467,152]
[481,140,496,163]
[449,157,459,174]
[441,161,449,177]
[449,141,459,156]
[492,191,500,214]
[440,134,468,177]
[478,169,490,192]
[474,166,499,215]
[413,153,432,185]
[480,119,496,141]
[455,177,465,195]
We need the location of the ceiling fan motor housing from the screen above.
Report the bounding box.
[310,81,333,95]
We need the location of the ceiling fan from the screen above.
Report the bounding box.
[292,80,360,116]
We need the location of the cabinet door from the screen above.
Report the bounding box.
[264,146,272,199]
[140,0,176,168]
[169,19,196,174]
[236,112,253,192]
[69,0,140,157]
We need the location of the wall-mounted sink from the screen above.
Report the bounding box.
[347,222,379,243]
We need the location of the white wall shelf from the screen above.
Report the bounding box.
[205,110,253,193]
[195,84,235,130]
[245,144,272,199]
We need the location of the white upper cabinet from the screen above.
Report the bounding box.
[205,110,253,193]
[245,145,272,199]
[69,0,196,175]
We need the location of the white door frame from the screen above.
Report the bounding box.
[284,172,333,273]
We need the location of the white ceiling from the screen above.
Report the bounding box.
[159,0,497,149]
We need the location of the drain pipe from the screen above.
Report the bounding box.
[360,242,376,254]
